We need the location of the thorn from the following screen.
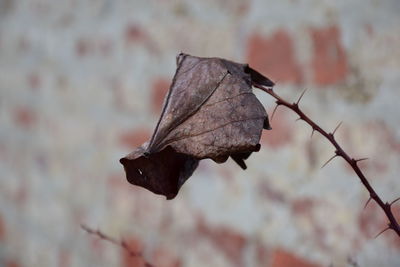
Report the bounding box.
[354,158,369,163]
[295,117,302,122]
[267,88,274,94]
[332,121,343,136]
[321,154,338,169]
[390,197,400,206]
[296,89,307,105]
[374,226,391,238]
[310,128,315,138]
[363,197,372,210]
[271,104,279,121]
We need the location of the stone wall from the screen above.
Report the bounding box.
[1,0,400,266]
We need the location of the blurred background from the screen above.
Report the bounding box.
[1,0,400,266]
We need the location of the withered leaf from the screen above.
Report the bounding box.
[120,53,274,199]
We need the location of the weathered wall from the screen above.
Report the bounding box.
[1,0,400,266]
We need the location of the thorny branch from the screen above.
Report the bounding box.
[81,224,154,267]
[253,84,400,238]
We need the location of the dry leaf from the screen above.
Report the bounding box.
[120,53,274,199]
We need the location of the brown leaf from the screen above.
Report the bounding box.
[120,53,274,199]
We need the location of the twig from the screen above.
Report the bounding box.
[254,84,400,238]
[81,224,154,266]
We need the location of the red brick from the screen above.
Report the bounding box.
[13,107,37,128]
[197,219,247,266]
[125,25,146,44]
[119,128,151,148]
[247,30,303,84]
[124,25,157,53]
[151,78,170,114]
[291,198,315,216]
[261,109,293,148]
[271,248,322,267]
[6,260,21,267]
[310,26,348,86]
[151,247,182,267]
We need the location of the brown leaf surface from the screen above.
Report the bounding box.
[120,53,274,199]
